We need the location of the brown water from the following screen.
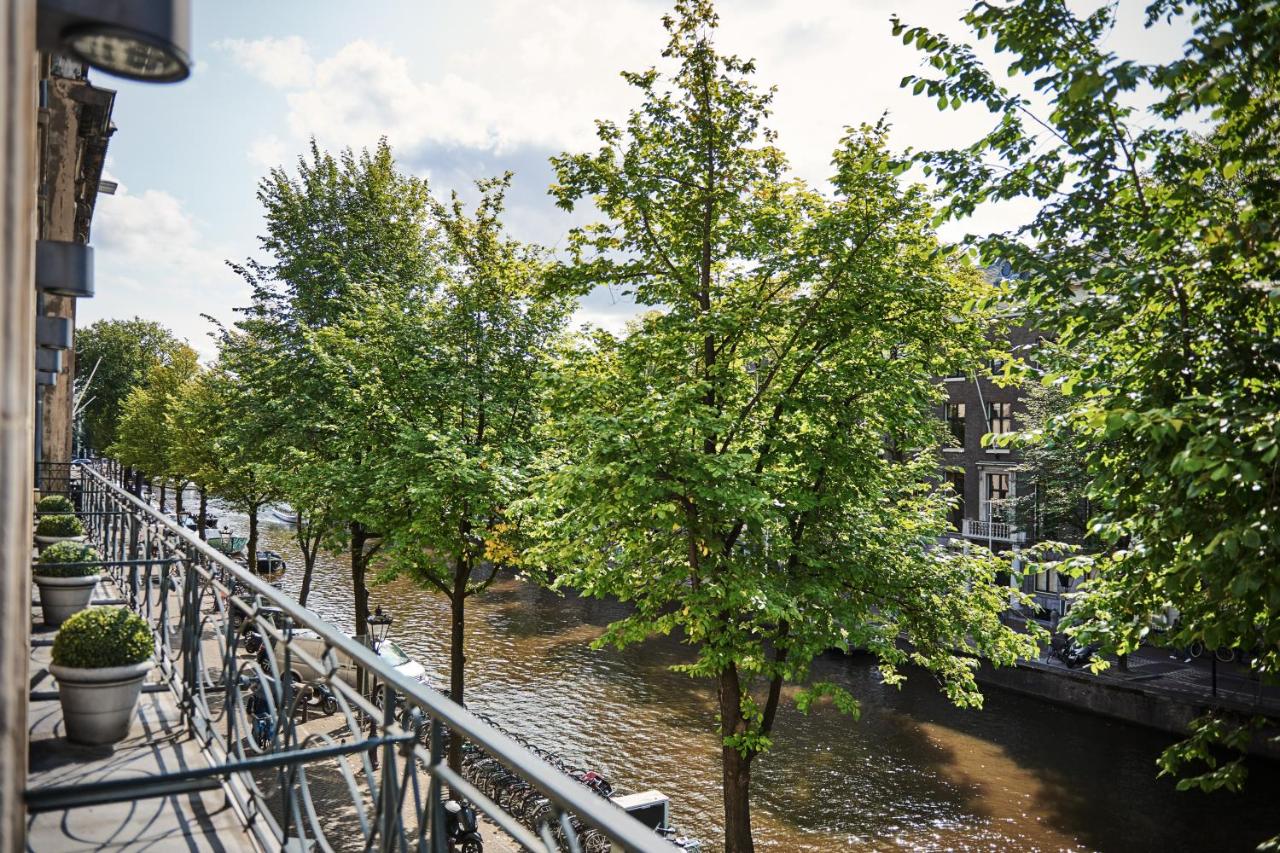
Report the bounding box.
[229,509,1277,852]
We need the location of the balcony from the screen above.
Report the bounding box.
[961,517,1026,544]
[28,460,669,852]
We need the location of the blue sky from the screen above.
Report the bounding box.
[82,0,1190,356]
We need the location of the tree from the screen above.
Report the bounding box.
[532,4,1039,850]
[337,176,571,772]
[75,317,184,453]
[180,344,281,574]
[1009,381,1095,546]
[233,139,435,641]
[110,344,199,512]
[897,0,1280,789]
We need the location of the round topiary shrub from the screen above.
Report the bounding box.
[36,542,100,578]
[36,514,84,538]
[52,607,152,669]
[36,495,75,514]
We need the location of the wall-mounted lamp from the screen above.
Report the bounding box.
[37,0,191,83]
[36,316,73,350]
[35,349,63,374]
[36,240,93,298]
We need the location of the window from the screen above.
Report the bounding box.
[988,401,1014,435]
[945,402,965,444]
[946,471,964,531]
[985,471,1011,522]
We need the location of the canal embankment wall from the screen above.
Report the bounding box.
[975,657,1280,760]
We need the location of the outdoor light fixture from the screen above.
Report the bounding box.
[37,0,192,83]
[35,240,93,298]
[35,349,62,374]
[36,316,73,350]
[368,607,394,648]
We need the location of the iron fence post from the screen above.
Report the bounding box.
[428,718,446,853]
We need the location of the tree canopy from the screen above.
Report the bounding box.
[897,0,1280,789]
[75,317,185,452]
[532,3,1039,849]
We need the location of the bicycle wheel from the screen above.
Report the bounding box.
[1215,647,1236,662]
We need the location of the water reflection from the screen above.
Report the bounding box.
[222,509,1277,852]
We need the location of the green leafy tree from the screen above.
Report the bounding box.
[110,345,199,512]
[75,317,184,453]
[330,176,573,771]
[532,4,1039,849]
[173,347,281,573]
[897,0,1280,790]
[232,139,435,640]
[1009,381,1095,545]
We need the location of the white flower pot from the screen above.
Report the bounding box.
[34,534,86,552]
[33,574,101,626]
[49,660,153,745]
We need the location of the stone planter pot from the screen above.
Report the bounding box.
[49,660,153,745]
[34,534,86,552]
[33,574,100,627]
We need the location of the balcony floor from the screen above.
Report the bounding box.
[27,580,258,852]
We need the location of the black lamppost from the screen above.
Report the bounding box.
[368,606,393,650]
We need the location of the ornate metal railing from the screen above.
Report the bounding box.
[962,517,1025,543]
[29,459,672,853]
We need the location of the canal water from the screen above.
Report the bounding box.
[229,510,1277,851]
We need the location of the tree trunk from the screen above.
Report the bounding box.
[198,487,207,541]
[350,521,370,641]
[298,519,315,607]
[159,480,166,512]
[174,480,184,520]
[247,505,259,574]
[718,666,755,853]
[447,559,468,774]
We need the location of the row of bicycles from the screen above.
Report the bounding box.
[455,711,702,852]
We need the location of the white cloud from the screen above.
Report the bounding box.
[84,186,246,359]
[214,35,315,89]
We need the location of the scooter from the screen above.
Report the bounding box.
[444,799,483,853]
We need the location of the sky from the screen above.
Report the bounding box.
[80,0,1192,358]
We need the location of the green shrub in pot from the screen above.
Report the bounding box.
[35,514,84,538]
[50,607,154,745]
[34,540,102,626]
[36,494,75,514]
[36,542,100,577]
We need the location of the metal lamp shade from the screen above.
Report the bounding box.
[36,241,93,299]
[36,349,63,373]
[37,316,73,350]
[37,0,192,83]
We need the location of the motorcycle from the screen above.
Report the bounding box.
[1058,639,1099,669]
[444,799,483,853]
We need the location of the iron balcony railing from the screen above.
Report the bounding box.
[28,459,674,853]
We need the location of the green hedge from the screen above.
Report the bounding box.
[35,542,101,578]
[36,495,74,514]
[52,607,152,669]
[36,514,84,537]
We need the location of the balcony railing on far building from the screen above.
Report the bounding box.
[962,517,1026,543]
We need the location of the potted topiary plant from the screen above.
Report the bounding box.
[36,494,75,515]
[50,607,153,745]
[34,513,85,549]
[34,541,101,626]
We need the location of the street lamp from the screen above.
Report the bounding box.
[37,0,192,83]
[368,606,393,650]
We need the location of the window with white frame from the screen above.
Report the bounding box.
[988,401,1014,435]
